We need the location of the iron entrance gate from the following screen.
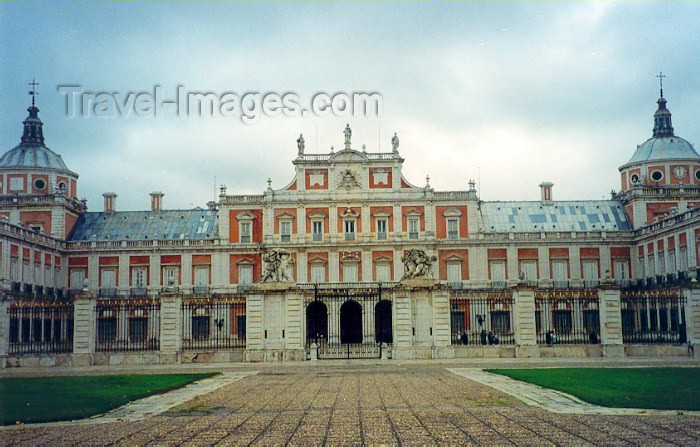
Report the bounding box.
[304,284,392,359]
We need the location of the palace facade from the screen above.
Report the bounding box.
[0,89,699,365]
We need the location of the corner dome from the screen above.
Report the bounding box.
[0,105,76,174]
[0,143,72,172]
[620,93,700,169]
[623,136,699,167]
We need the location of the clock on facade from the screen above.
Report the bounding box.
[673,166,687,179]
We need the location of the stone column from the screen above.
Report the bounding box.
[72,291,96,367]
[284,289,305,361]
[245,291,264,362]
[159,292,182,364]
[684,285,700,354]
[0,299,10,368]
[392,286,414,359]
[431,286,454,359]
[599,284,625,357]
[512,285,539,357]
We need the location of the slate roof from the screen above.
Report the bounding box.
[480,201,631,233]
[68,210,218,241]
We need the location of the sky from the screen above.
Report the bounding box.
[1,2,699,212]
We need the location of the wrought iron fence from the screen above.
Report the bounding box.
[535,290,601,345]
[8,300,74,355]
[621,290,687,344]
[181,296,246,350]
[450,290,515,345]
[95,299,160,352]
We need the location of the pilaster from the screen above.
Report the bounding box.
[0,300,10,368]
[512,285,539,357]
[391,286,414,359]
[599,285,625,357]
[684,286,700,351]
[72,291,96,366]
[159,292,182,363]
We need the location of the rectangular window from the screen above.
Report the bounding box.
[131,266,147,296]
[553,310,573,334]
[408,219,419,240]
[343,263,358,282]
[311,264,325,283]
[344,220,356,241]
[490,311,511,335]
[280,221,291,242]
[447,219,459,239]
[658,252,666,274]
[668,250,676,273]
[10,258,18,282]
[193,266,209,294]
[447,261,462,285]
[312,221,323,241]
[163,266,179,286]
[238,265,253,285]
[376,263,391,282]
[192,316,210,339]
[97,318,117,342]
[9,177,24,191]
[614,260,629,280]
[521,260,537,281]
[70,269,85,290]
[34,264,41,285]
[240,222,251,243]
[679,247,688,271]
[100,268,117,296]
[129,317,147,341]
[377,219,387,240]
[552,259,568,287]
[23,260,30,284]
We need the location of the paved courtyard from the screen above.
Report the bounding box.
[2,364,700,446]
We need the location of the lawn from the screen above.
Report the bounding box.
[0,372,219,425]
[487,367,700,411]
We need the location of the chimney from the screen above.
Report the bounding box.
[539,182,553,204]
[150,191,164,212]
[103,192,117,213]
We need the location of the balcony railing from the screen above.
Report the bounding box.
[130,287,148,297]
[312,233,323,242]
[448,231,458,240]
[345,233,355,241]
[583,280,600,289]
[409,232,419,240]
[99,288,117,298]
[552,280,569,289]
[281,234,291,242]
[193,286,210,296]
[377,232,387,241]
[490,281,507,290]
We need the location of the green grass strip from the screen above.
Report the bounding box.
[486,367,700,411]
[0,372,219,425]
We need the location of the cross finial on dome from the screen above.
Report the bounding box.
[656,71,666,98]
[28,79,39,107]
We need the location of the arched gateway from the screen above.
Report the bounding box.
[305,286,392,359]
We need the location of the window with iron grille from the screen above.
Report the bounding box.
[129,317,148,341]
[553,310,572,334]
[192,316,210,339]
[490,311,511,334]
[98,317,117,342]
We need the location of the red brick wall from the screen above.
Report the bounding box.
[437,249,469,280]
[229,209,263,243]
[435,205,468,239]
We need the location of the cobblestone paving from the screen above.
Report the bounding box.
[3,365,700,446]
